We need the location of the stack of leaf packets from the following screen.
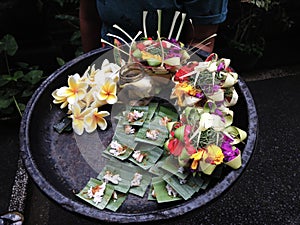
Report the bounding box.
[77,101,212,211]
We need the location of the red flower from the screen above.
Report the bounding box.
[174,62,198,82]
[168,138,185,156]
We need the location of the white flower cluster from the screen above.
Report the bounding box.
[52,59,122,135]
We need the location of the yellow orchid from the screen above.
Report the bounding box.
[96,78,117,104]
[203,144,224,165]
[84,108,110,133]
[190,149,205,170]
[69,103,92,135]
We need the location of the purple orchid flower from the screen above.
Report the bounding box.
[221,135,240,162]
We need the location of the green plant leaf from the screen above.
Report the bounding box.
[12,71,25,81]
[76,178,114,210]
[0,34,18,56]
[53,117,73,133]
[56,57,65,66]
[147,58,161,67]
[97,162,136,193]
[151,177,182,203]
[129,169,152,197]
[0,98,13,109]
[23,70,43,85]
[105,192,127,212]
[21,89,34,98]
[160,156,189,180]
[0,76,10,87]
[163,173,195,200]
[18,103,26,111]
[128,145,163,170]
[15,62,29,69]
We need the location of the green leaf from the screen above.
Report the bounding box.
[0,76,10,87]
[53,117,73,133]
[128,144,163,170]
[97,161,135,193]
[145,102,158,122]
[15,62,29,69]
[185,175,204,193]
[76,178,114,210]
[56,57,65,66]
[12,71,24,81]
[0,34,18,56]
[147,58,161,67]
[163,57,180,66]
[17,103,26,112]
[122,106,149,126]
[148,160,167,176]
[0,98,13,109]
[160,156,189,180]
[105,192,127,212]
[129,168,152,197]
[21,89,34,98]
[132,48,142,58]
[151,177,182,203]
[103,137,136,161]
[163,173,195,200]
[134,126,166,147]
[158,105,179,122]
[23,70,43,85]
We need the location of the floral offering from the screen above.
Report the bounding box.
[51,10,247,212]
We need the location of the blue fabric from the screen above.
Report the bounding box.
[96,0,228,42]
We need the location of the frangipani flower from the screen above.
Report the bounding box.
[96,78,117,104]
[81,64,99,84]
[52,89,68,109]
[69,103,92,135]
[84,108,110,133]
[54,74,88,106]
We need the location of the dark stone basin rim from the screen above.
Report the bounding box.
[19,47,258,223]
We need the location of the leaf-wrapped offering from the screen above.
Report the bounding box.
[162,173,198,200]
[160,156,189,180]
[151,177,182,203]
[129,168,152,197]
[76,178,114,210]
[105,192,127,212]
[103,138,136,161]
[121,106,149,126]
[97,162,135,193]
[129,144,164,170]
[224,150,242,169]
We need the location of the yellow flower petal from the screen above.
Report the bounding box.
[97,79,118,104]
[106,94,117,104]
[69,104,91,135]
[84,109,110,133]
[206,144,224,165]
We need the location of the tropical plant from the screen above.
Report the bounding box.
[228,0,292,58]
[0,34,44,118]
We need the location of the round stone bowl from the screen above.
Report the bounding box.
[19,46,258,223]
